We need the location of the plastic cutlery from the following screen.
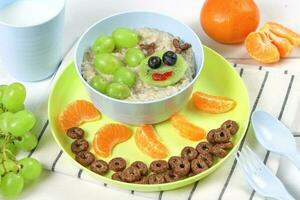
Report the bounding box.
[0,0,16,9]
[236,146,295,200]
[251,110,300,170]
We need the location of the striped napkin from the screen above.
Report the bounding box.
[1,45,300,200]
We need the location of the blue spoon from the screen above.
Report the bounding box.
[251,110,300,170]
[0,0,17,9]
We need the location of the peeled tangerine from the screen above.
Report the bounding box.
[192,92,236,114]
[93,124,132,157]
[170,114,206,141]
[59,100,101,131]
[135,125,168,159]
[264,22,300,46]
[245,22,300,64]
[245,32,280,64]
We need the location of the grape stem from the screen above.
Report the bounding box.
[0,135,9,174]
[0,103,8,113]
[0,133,20,175]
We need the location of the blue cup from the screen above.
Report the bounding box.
[0,0,65,81]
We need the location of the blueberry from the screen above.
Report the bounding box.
[162,51,177,66]
[148,56,162,69]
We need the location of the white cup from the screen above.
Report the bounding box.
[0,0,65,81]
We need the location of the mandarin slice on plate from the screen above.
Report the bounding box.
[192,92,236,114]
[93,123,132,158]
[245,31,280,64]
[170,114,205,141]
[265,22,300,46]
[135,125,168,159]
[59,100,101,131]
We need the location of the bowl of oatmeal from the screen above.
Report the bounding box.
[74,11,204,125]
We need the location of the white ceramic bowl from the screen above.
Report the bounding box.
[74,11,204,125]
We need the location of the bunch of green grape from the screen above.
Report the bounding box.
[89,28,146,100]
[0,83,42,197]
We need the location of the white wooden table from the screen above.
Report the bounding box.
[4,0,300,199]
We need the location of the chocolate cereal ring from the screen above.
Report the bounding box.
[181,146,198,161]
[109,157,126,172]
[191,158,208,174]
[221,120,239,135]
[168,156,182,169]
[197,152,213,167]
[196,142,212,155]
[150,160,169,174]
[164,170,181,183]
[67,127,84,139]
[131,161,148,176]
[172,158,190,176]
[215,142,233,150]
[122,166,141,182]
[148,174,165,184]
[112,172,123,182]
[210,145,228,158]
[134,176,149,184]
[188,172,195,177]
[207,129,217,144]
[71,139,89,154]
[75,151,95,167]
[213,128,231,143]
[90,160,109,175]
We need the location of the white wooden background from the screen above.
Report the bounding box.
[2,0,300,199]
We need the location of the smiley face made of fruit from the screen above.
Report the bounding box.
[139,50,188,87]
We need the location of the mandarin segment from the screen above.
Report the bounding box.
[263,29,293,57]
[59,100,101,131]
[192,92,236,114]
[93,123,132,157]
[170,114,205,141]
[135,125,168,159]
[245,32,280,64]
[265,22,300,46]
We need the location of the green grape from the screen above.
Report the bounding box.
[94,53,122,74]
[112,28,140,49]
[0,112,13,134]
[8,110,36,137]
[0,172,24,197]
[124,48,145,67]
[106,83,131,100]
[0,84,8,104]
[14,132,37,151]
[18,157,42,181]
[10,104,25,113]
[89,75,109,93]
[113,68,136,88]
[0,159,18,175]
[92,35,115,54]
[2,83,26,112]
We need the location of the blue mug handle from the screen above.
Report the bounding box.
[0,0,18,9]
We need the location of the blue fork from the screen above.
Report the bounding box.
[236,146,295,200]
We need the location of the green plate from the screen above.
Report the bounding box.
[48,46,250,191]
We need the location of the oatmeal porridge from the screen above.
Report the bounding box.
[81,27,196,101]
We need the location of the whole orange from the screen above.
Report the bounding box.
[201,0,260,44]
